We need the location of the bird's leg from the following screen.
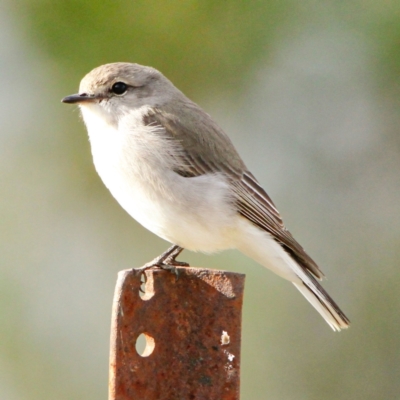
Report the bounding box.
[135,245,189,282]
[162,245,189,267]
[143,245,188,268]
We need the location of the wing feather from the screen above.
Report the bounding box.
[234,172,324,279]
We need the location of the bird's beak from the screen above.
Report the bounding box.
[61,93,102,104]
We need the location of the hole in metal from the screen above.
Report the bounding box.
[135,333,155,357]
[139,271,155,300]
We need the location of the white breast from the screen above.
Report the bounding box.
[80,104,239,252]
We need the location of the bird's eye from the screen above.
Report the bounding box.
[111,82,128,95]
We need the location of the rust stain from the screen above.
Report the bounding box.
[108,267,245,400]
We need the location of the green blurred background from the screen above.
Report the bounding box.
[2,1,400,398]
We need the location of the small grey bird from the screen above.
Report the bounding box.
[62,62,349,331]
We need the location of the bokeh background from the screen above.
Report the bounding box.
[2,1,400,399]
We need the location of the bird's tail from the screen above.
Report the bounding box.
[235,221,350,330]
[293,273,350,331]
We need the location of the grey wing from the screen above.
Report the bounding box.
[143,106,323,280]
[142,104,245,179]
[232,171,324,280]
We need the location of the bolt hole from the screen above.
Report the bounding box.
[138,271,155,300]
[135,333,155,357]
[139,274,146,298]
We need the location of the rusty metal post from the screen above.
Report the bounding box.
[109,267,245,400]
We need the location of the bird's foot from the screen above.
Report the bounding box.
[135,245,189,285]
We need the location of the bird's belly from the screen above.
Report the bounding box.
[94,154,238,253]
[86,116,238,252]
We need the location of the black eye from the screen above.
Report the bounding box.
[111,82,128,95]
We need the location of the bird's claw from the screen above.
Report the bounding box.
[134,245,189,282]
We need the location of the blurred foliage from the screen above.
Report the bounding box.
[15,0,400,104]
[2,1,400,400]
[16,0,288,98]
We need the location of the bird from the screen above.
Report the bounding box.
[62,62,349,331]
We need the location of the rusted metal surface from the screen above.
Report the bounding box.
[109,267,245,400]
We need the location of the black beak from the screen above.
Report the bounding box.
[61,93,99,104]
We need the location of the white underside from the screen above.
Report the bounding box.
[84,109,238,252]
